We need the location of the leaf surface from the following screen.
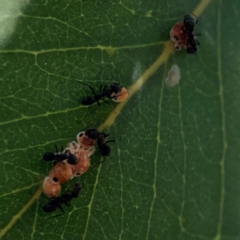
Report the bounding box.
[0,0,240,239]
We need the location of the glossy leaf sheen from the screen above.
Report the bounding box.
[0,0,240,239]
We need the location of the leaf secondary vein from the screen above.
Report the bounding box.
[214,0,227,239]
[0,42,164,55]
[146,59,165,240]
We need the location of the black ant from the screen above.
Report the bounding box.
[87,129,115,160]
[183,14,198,33]
[186,33,200,54]
[84,128,115,161]
[42,183,81,217]
[84,128,104,140]
[97,134,115,162]
[79,82,123,106]
[183,14,200,54]
[43,145,78,165]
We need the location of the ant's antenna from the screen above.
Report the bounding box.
[98,157,106,164]
[55,144,58,153]
[105,140,115,144]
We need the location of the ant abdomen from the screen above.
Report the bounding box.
[43,152,56,161]
[99,145,111,157]
[81,96,96,105]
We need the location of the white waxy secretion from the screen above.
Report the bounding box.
[165,64,181,87]
[0,0,30,46]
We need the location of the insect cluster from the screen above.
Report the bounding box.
[41,82,128,217]
[170,14,200,54]
[40,13,201,217]
[80,82,129,106]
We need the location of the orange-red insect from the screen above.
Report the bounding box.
[170,14,200,54]
[42,134,96,198]
[66,141,95,176]
[111,87,128,102]
[76,132,95,150]
[43,176,61,198]
[170,22,188,50]
[43,161,75,197]
[48,161,74,183]
[73,150,91,176]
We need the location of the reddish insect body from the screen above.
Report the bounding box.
[48,161,74,183]
[170,14,200,54]
[43,160,75,198]
[43,176,62,198]
[77,132,95,149]
[73,150,91,176]
[66,140,95,176]
[170,22,189,50]
[111,87,129,102]
[42,129,96,198]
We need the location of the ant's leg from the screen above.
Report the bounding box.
[54,145,60,162]
[86,107,98,116]
[195,39,200,45]
[105,140,115,144]
[90,157,106,169]
[52,204,65,217]
[99,84,103,92]
[102,98,109,104]
[55,144,58,153]
[103,85,108,92]
[78,81,97,95]
[103,133,110,138]
[88,85,97,96]
[64,201,71,207]
[99,157,106,164]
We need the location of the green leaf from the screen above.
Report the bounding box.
[0,0,239,239]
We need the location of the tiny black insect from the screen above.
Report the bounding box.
[43,145,78,165]
[79,81,123,106]
[183,14,200,54]
[186,32,200,54]
[96,133,115,161]
[84,128,103,140]
[83,128,115,161]
[42,183,81,217]
[106,83,123,98]
[183,14,198,33]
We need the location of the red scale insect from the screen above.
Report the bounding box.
[43,160,75,198]
[76,131,95,150]
[66,140,95,176]
[170,14,200,54]
[170,22,189,50]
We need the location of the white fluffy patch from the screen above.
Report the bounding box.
[132,61,143,89]
[0,0,30,46]
[165,64,181,87]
